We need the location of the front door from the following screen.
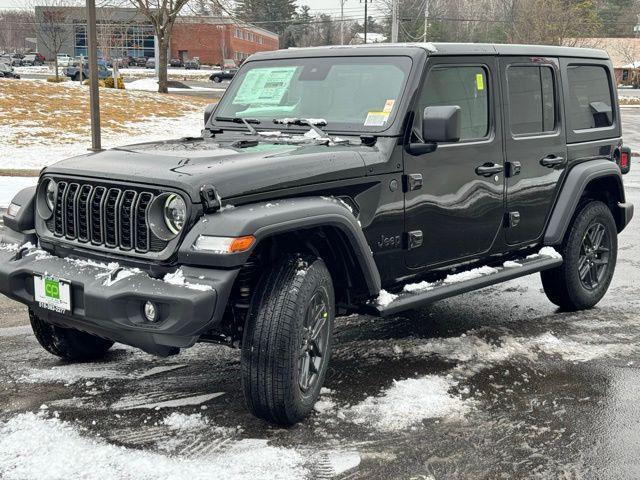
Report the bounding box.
[499,57,567,245]
[405,56,505,269]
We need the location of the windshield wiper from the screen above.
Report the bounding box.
[214,116,261,135]
[273,118,329,139]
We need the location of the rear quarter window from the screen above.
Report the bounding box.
[566,65,614,131]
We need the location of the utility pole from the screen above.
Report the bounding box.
[423,0,429,42]
[340,0,347,45]
[86,0,101,151]
[391,0,398,43]
[361,0,371,44]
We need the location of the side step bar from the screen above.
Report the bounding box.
[362,255,562,317]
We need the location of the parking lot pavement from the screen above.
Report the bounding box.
[0,140,640,479]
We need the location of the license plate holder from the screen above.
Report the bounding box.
[34,275,72,314]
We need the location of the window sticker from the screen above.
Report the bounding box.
[383,99,396,113]
[365,111,390,127]
[233,67,298,105]
[476,73,485,91]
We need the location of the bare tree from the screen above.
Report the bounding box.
[0,11,36,53]
[126,0,191,93]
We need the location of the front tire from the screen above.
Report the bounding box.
[541,200,617,310]
[212,76,221,83]
[29,309,114,361]
[241,254,334,425]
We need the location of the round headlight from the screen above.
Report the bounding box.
[45,179,56,210]
[164,194,186,234]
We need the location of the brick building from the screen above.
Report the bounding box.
[35,6,279,66]
[171,17,279,65]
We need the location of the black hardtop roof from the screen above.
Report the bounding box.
[250,42,609,61]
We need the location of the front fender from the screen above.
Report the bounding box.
[178,197,381,295]
[2,186,36,234]
[544,159,629,245]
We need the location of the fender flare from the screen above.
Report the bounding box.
[178,197,382,296]
[544,159,626,245]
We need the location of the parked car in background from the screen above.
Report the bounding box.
[133,56,148,67]
[56,54,72,67]
[10,54,23,66]
[184,58,200,70]
[0,62,20,79]
[22,53,45,66]
[209,66,237,83]
[169,58,183,68]
[222,58,236,69]
[64,62,111,81]
[111,57,130,68]
[145,57,156,69]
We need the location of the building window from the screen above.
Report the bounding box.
[259,36,263,44]
[235,28,241,38]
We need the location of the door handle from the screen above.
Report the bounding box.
[475,163,504,177]
[540,155,566,168]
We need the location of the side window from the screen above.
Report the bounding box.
[566,65,613,130]
[417,65,489,141]
[507,66,556,135]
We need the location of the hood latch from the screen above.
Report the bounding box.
[200,184,221,213]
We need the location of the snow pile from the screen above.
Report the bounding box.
[20,364,127,385]
[376,289,398,306]
[0,413,308,480]
[403,279,435,293]
[163,269,213,292]
[345,376,472,431]
[442,265,498,284]
[503,260,523,268]
[126,78,161,91]
[100,268,141,286]
[161,413,209,431]
[527,246,562,260]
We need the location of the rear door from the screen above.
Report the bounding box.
[500,57,566,245]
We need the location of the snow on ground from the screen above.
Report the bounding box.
[0,177,37,207]
[0,413,308,480]
[126,78,224,93]
[0,79,211,170]
[345,375,472,431]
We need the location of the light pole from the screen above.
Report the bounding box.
[86,0,101,151]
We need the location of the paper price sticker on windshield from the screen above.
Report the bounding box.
[233,67,298,105]
[383,99,396,113]
[365,111,390,127]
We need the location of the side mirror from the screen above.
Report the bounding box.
[422,105,461,143]
[204,103,216,126]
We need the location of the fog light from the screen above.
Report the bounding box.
[143,301,158,322]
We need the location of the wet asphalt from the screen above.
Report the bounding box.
[1,118,640,480]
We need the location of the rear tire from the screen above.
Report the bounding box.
[241,254,334,425]
[213,76,221,83]
[541,200,617,311]
[29,309,114,361]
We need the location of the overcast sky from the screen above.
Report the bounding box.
[0,0,384,18]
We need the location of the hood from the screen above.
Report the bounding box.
[42,137,369,203]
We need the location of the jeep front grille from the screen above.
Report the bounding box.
[46,180,168,254]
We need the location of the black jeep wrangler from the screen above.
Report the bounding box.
[0,43,633,425]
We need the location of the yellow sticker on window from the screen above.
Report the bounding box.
[476,73,485,91]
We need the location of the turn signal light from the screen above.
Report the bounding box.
[194,235,255,253]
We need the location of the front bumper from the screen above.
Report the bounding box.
[0,243,238,356]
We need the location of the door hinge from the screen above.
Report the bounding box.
[403,174,423,192]
[406,230,423,250]
[506,211,520,228]
[505,161,521,178]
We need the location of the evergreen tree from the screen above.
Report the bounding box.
[236,0,297,35]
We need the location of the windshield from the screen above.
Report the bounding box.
[213,56,412,133]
